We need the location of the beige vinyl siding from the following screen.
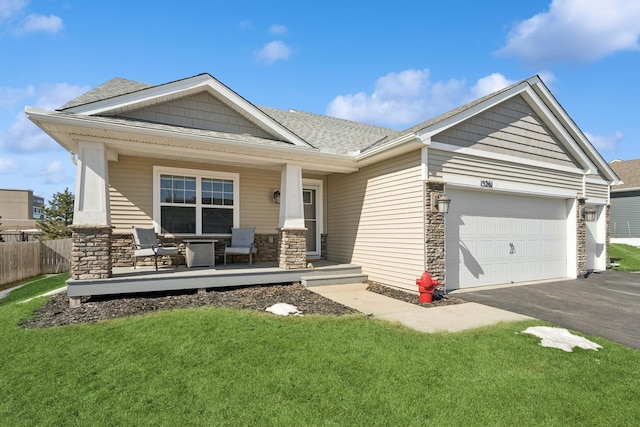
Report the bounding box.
[327,150,424,290]
[435,95,577,167]
[109,155,280,234]
[118,92,275,139]
[429,150,584,194]
[585,178,610,201]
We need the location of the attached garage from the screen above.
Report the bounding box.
[445,188,569,289]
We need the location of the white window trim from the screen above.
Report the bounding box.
[153,166,240,236]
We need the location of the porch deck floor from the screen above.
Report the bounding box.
[68,260,362,298]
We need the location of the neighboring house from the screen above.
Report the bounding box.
[32,195,45,220]
[608,159,640,245]
[25,73,619,302]
[0,189,44,231]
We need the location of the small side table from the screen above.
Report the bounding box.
[183,240,217,268]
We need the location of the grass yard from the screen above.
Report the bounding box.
[1,275,639,426]
[609,243,640,271]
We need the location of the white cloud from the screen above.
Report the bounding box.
[256,40,291,64]
[21,13,63,34]
[0,157,21,174]
[239,19,252,30]
[38,160,67,184]
[470,73,516,98]
[0,82,89,152]
[269,24,287,35]
[585,131,624,152]
[0,1,64,35]
[497,0,640,66]
[326,69,515,127]
[0,0,27,20]
[0,85,34,108]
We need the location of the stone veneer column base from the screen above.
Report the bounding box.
[278,228,307,269]
[425,181,446,284]
[576,197,587,278]
[70,225,113,280]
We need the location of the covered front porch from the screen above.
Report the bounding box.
[67,261,367,306]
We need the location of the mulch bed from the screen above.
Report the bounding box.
[20,282,465,329]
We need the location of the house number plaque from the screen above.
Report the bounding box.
[481,179,493,189]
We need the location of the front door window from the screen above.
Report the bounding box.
[304,189,317,252]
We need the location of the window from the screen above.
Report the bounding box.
[154,167,239,235]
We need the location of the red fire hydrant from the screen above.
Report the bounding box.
[416,271,439,304]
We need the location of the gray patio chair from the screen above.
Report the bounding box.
[224,227,256,266]
[132,226,178,271]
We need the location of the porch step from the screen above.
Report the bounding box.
[300,273,368,287]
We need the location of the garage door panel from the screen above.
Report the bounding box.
[446,189,568,289]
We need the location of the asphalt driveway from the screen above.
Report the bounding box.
[452,270,640,350]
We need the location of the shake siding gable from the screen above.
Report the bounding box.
[327,150,424,290]
[109,156,280,234]
[435,95,577,167]
[116,92,275,139]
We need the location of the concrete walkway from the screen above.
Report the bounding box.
[309,283,532,333]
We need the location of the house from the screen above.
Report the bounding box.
[25,73,619,306]
[608,159,640,245]
[0,188,44,234]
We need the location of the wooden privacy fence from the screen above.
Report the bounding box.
[0,239,72,287]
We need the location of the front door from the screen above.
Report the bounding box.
[303,180,323,258]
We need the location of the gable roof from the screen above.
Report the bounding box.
[610,159,640,191]
[357,75,620,184]
[56,74,401,155]
[28,72,620,183]
[58,73,315,149]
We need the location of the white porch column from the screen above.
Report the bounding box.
[69,141,113,293]
[74,141,111,226]
[278,164,307,269]
[279,164,305,229]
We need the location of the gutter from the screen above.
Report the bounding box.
[354,133,422,164]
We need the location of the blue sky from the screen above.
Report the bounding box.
[1,0,639,203]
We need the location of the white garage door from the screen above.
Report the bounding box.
[445,188,567,289]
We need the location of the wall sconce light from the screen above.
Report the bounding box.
[273,190,281,204]
[582,206,596,222]
[431,193,451,214]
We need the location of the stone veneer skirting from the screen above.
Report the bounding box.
[278,228,307,269]
[425,181,445,285]
[71,225,113,280]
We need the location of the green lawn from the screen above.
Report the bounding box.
[1,276,639,426]
[0,274,69,306]
[610,243,640,271]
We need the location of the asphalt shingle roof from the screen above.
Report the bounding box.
[59,78,154,110]
[258,107,400,154]
[610,159,640,190]
[56,74,530,156]
[59,75,402,153]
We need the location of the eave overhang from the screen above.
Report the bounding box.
[25,107,359,174]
